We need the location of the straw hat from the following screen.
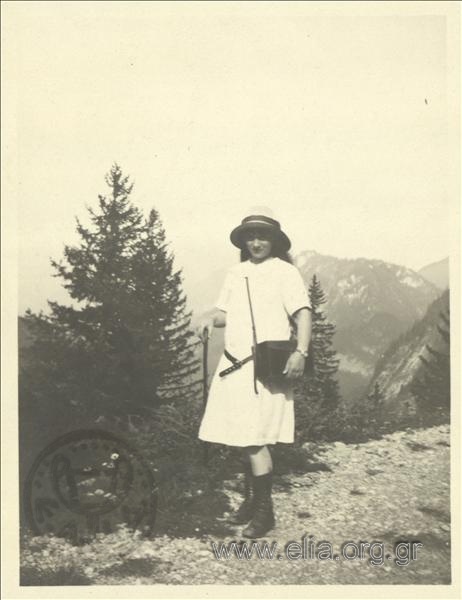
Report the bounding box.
[230,207,291,252]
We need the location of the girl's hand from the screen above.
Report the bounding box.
[283,351,306,379]
[195,315,215,343]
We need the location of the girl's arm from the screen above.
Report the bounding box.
[293,307,311,354]
[284,307,312,379]
[195,308,226,342]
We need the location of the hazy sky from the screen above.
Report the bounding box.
[5,2,458,314]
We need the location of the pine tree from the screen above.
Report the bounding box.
[364,382,385,433]
[295,274,341,441]
[21,165,199,425]
[411,310,450,425]
[368,381,383,405]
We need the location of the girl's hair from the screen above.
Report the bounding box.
[240,239,293,264]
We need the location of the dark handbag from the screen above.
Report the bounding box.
[255,339,297,383]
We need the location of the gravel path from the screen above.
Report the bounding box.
[92,424,451,585]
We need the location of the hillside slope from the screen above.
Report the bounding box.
[366,289,449,411]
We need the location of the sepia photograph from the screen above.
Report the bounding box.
[2,1,460,598]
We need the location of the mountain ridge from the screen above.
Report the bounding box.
[365,289,450,408]
[418,257,449,290]
[294,250,440,400]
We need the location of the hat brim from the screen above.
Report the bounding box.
[230,222,291,252]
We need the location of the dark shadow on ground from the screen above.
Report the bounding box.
[20,566,93,586]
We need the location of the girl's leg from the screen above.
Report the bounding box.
[242,445,275,538]
[228,445,275,533]
[245,445,272,475]
[228,447,255,524]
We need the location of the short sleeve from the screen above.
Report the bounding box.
[282,266,311,316]
[215,270,233,312]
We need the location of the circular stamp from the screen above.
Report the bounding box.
[24,429,157,543]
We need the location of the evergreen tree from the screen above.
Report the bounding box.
[295,275,341,442]
[363,382,385,434]
[339,379,386,443]
[368,381,383,405]
[21,165,199,425]
[411,310,450,425]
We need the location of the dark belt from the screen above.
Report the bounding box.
[218,349,253,378]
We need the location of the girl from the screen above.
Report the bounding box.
[196,209,311,538]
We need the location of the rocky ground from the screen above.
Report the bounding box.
[21,424,452,586]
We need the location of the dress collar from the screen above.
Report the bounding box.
[244,257,277,272]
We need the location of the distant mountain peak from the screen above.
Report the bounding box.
[295,250,319,268]
[291,249,440,401]
[418,257,449,290]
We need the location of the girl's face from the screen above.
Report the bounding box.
[243,228,273,263]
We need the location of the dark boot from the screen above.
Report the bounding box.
[242,472,275,538]
[228,468,255,524]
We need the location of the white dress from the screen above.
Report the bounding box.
[198,257,310,447]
